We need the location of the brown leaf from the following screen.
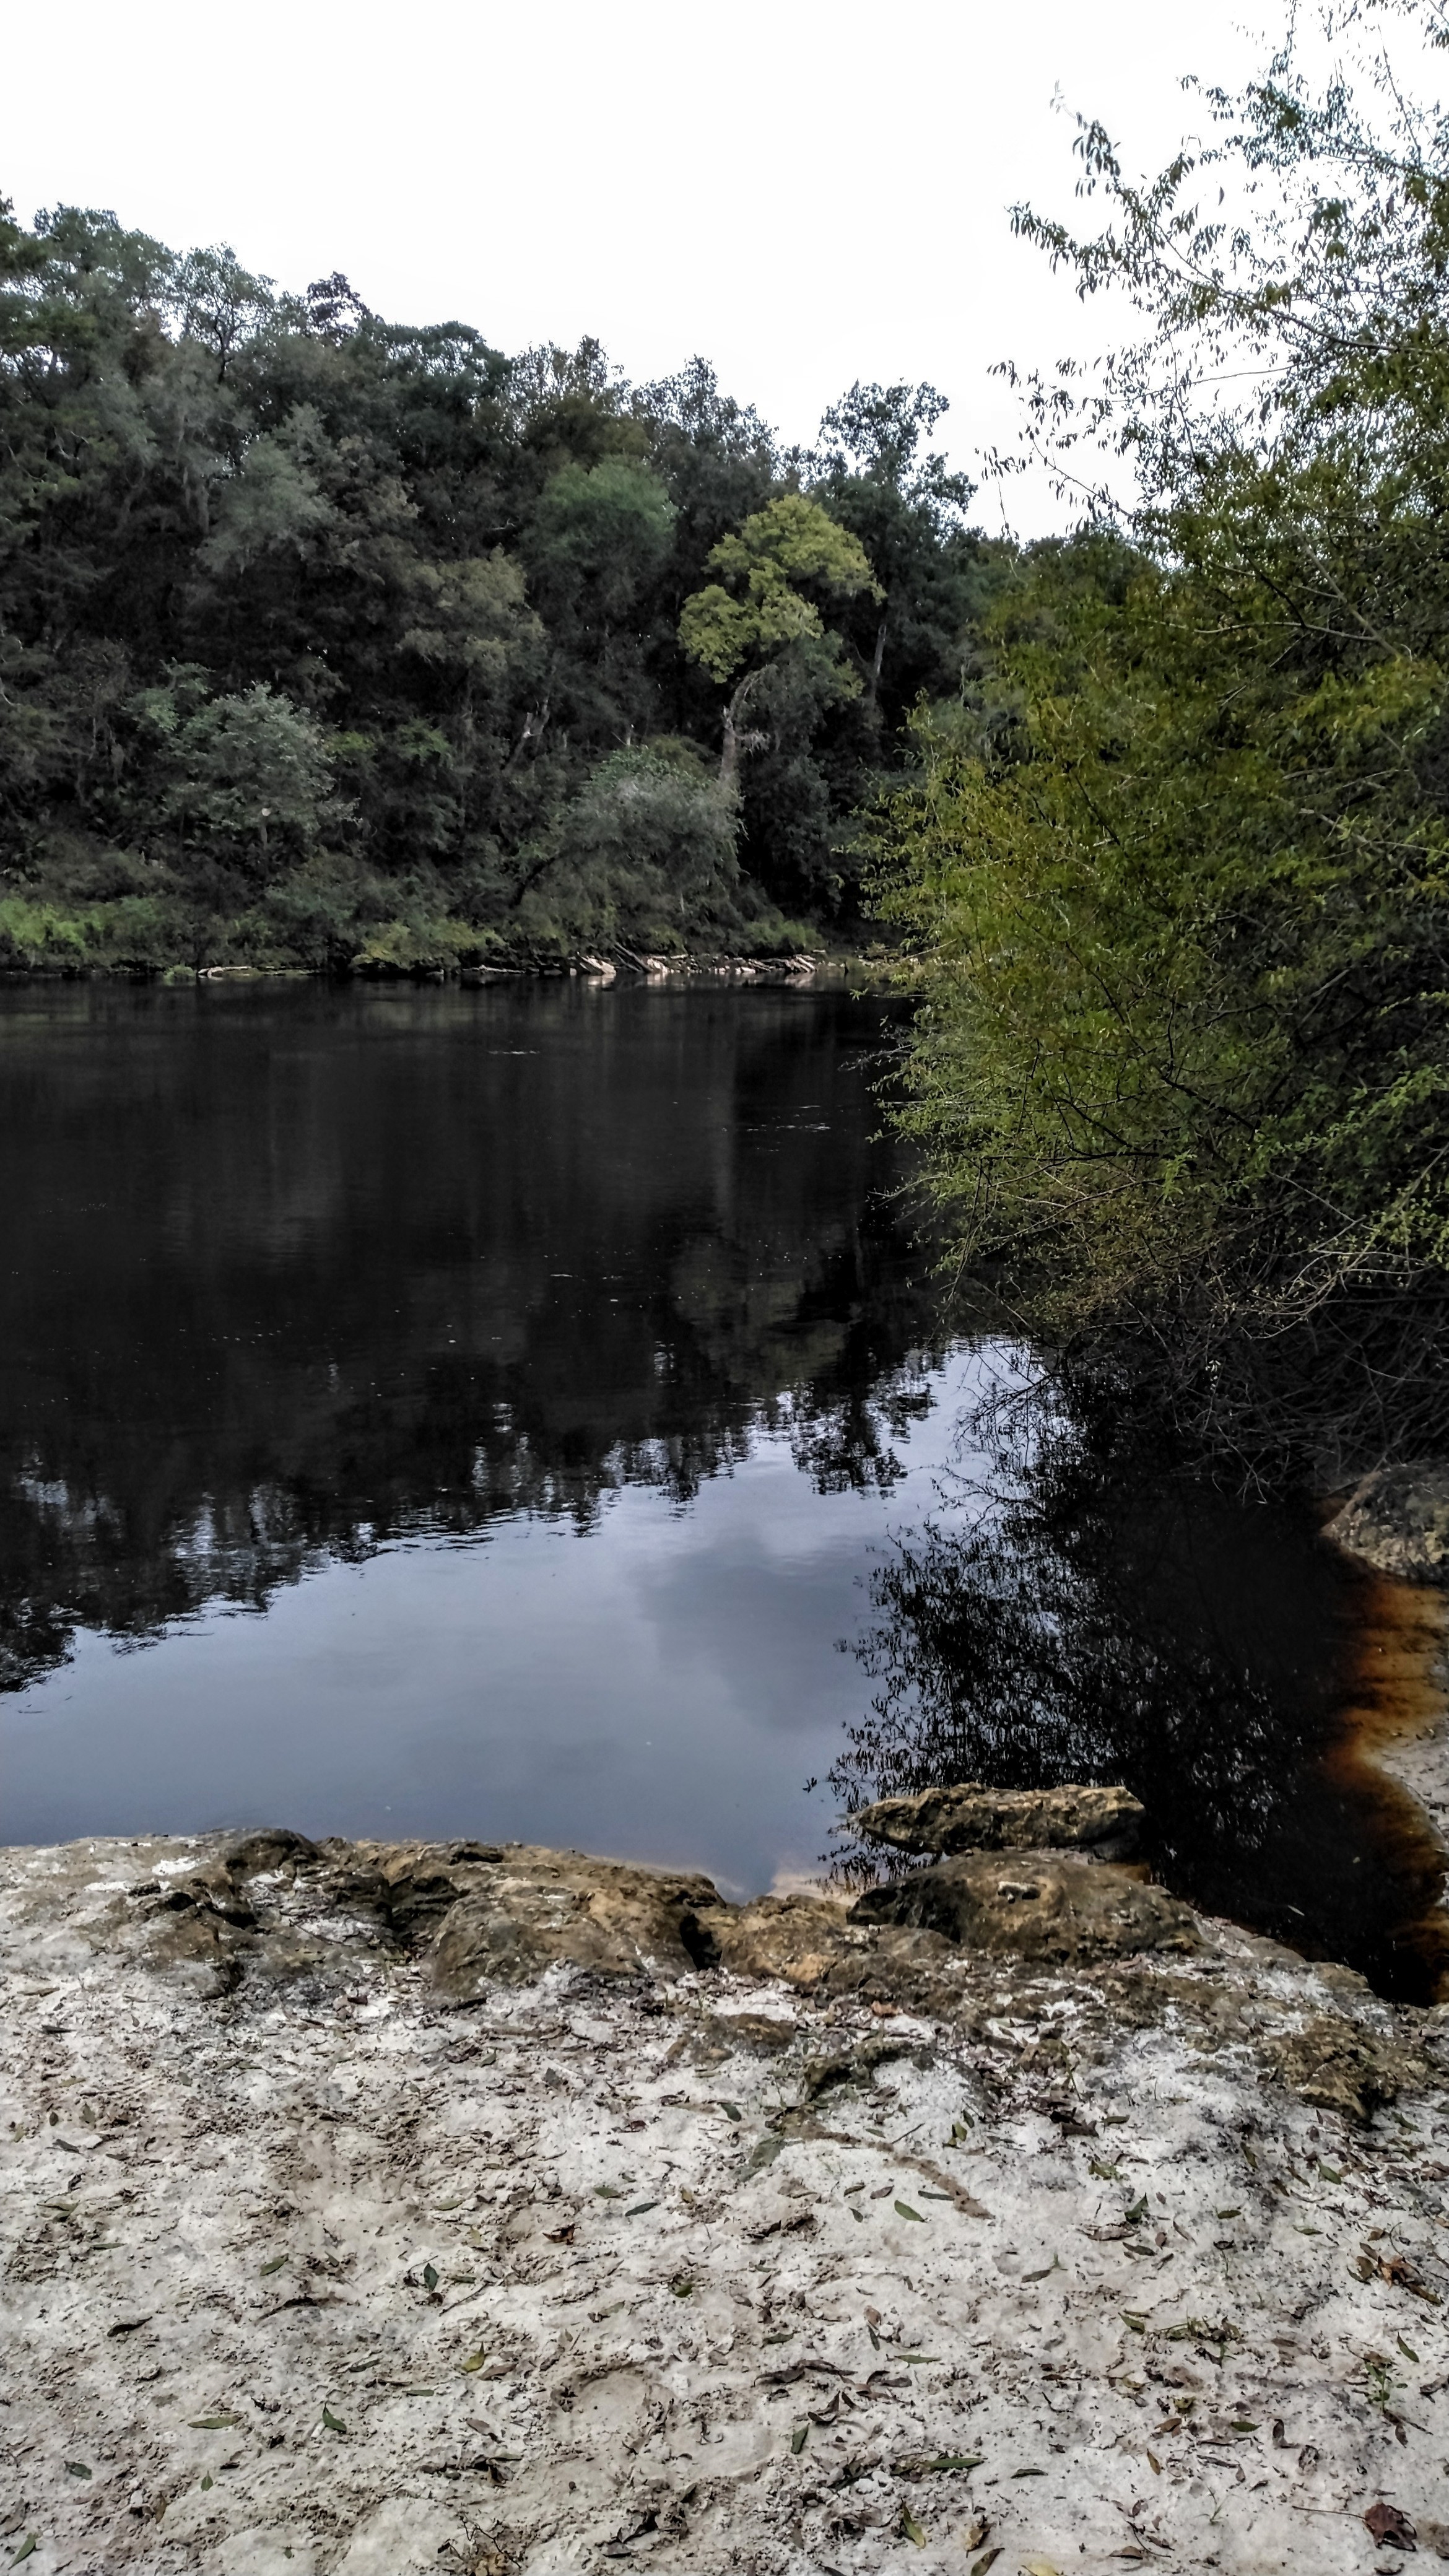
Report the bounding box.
[1364,2501,1417,2550]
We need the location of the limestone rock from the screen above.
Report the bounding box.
[365,1838,507,1941]
[851,1781,1144,1858]
[112,1880,253,1997]
[710,1892,968,2012]
[423,1848,724,1998]
[222,1826,320,1877]
[711,1892,857,1989]
[849,1851,1198,1964]
[1262,2012,1429,2123]
[1326,1459,1449,1582]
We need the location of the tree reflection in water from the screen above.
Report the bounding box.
[0,981,943,1697]
[827,1383,1449,2003]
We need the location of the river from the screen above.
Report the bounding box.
[1,978,1442,1996]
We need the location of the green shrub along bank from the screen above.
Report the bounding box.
[0,211,997,969]
[873,0,1449,1459]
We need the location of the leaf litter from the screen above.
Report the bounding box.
[2,1824,1449,2574]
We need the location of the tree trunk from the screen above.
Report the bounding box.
[505,691,552,773]
[867,612,888,713]
[720,671,762,788]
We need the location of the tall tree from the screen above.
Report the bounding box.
[678,495,879,786]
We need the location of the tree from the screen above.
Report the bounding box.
[148,679,336,869]
[811,381,986,722]
[513,741,743,947]
[529,458,674,623]
[679,495,880,785]
[874,0,1449,1450]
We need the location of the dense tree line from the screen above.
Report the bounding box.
[874,0,1449,1460]
[0,204,993,970]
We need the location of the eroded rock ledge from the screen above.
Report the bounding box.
[73,1825,1203,2016]
[851,1783,1144,1861]
[3,1829,1449,2576]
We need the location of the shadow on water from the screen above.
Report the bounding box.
[826,1391,1449,2004]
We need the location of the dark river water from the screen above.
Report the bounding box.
[1,981,1444,1998]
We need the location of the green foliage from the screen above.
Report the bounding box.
[0,201,990,961]
[148,681,337,864]
[877,0,1449,1351]
[515,742,744,949]
[680,494,880,686]
[529,458,676,623]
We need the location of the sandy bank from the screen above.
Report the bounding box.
[2,1830,1449,2576]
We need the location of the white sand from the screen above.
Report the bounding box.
[3,1830,1449,2576]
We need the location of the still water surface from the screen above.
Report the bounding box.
[1,983,1442,1995]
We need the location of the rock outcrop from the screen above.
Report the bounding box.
[1326,1459,1449,1582]
[850,1849,1198,1965]
[851,1780,1144,1858]
[37,1825,1199,2015]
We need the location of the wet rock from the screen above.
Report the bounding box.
[1326,1459,1449,1582]
[852,1780,1144,1858]
[424,1848,724,1999]
[848,1851,1198,1964]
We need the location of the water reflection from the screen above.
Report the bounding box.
[0,981,939,1698]
[2,982,1443,1992]
[828,1397,1449,2001]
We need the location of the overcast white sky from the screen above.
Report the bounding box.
[3,0,1281,532]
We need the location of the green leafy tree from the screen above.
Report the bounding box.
[876,0,1449,1440]
[528,458,674,624]
[812,381,988,723]
[513,741,743,947]
[146,679,336,869]
[679,495,881,785]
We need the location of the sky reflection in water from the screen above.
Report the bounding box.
[0,981,1441,1994]
[4,1349,983,1891]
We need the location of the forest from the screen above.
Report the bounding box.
[10,0,1449,1460]
[0,204,993,971]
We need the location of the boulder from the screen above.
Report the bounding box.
[849,1851,1197,1965]
[221,1827,320,1878]
[1325,1460,1449,1583]
[851,1782,1144,1859]
[710,1897,972,2014]
[711,1892,856,1990]
[423,1848,725,1999]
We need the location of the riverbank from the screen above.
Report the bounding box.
[0,942,890,990]
[4,1830,1449,2576]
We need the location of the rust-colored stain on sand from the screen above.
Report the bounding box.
[1325,1565,1449,1998]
